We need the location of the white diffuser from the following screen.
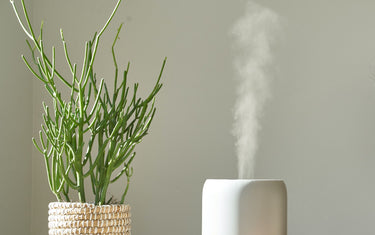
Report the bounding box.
[202,179,287,235]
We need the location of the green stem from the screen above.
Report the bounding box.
[76,171,86,202]
[120,172,131,204]
[99,167,112,205]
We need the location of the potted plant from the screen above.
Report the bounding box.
[10,0,166,233]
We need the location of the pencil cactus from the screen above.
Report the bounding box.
[10,0,166,205]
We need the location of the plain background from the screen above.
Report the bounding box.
[0,1,32,234]
[2,0,375,234]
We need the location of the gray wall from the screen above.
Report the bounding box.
[258,1,375,234]
[3,0,375,234]
[0,1,32,234]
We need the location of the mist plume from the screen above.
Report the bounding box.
[232,1,280,179]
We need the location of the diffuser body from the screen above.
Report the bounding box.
[202,179,287,235]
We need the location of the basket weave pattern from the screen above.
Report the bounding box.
[48,202,131,235]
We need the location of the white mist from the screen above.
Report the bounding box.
[232,1,280,179]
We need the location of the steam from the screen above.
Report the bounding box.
[231,1,280,179]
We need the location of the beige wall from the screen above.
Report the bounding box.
[3,0,375,234]
[0,1,32,234]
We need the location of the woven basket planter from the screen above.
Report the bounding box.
[48,202,131,235]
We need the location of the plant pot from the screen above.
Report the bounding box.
[202,179,287,235]
[48,202,131,235]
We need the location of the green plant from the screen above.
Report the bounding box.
[10,0,166,205]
